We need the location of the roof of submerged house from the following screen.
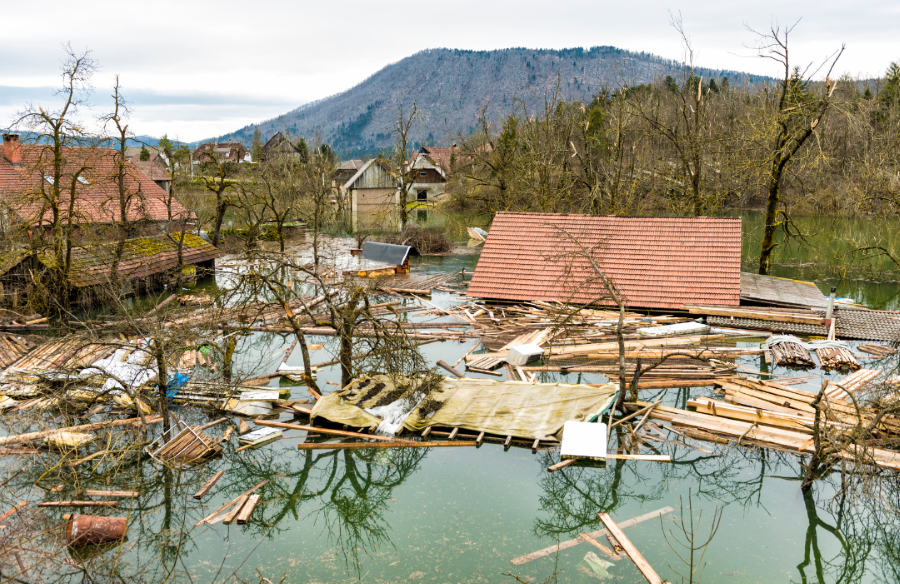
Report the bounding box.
[40,233,221,287]
[467,213,742,310]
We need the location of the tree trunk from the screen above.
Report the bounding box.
[211,191,228,247]
[154,342,171,434]
[758,172,781,276]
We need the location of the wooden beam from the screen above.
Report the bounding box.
[297,441,477,451]
[193,471,225,500]
[253,420,417,444]
[597,513,663,583]
[84,490,138,498]
[579,532,622,561]
[236,495,260,524]
[194,480,267,526]
[37,501,118,508]
[510,506,675,565]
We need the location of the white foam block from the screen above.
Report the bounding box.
[506,343,544,365]
[560,420,608,460]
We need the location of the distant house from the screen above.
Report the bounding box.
[262,132,303,160]
[406,155,447,203]
[130,152,172,193]
[340,159,398,231]
[415,145,458,173]
[193,140,248,165]
[467,213,742,310]
[0,133,190,240]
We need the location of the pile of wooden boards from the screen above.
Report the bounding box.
[816,346,861,372]
[769,341,814,368]
[626,378,900,470]
[824,369,882,400]
[859,344,898,358]
[149,421,222,466]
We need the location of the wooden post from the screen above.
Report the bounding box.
[421,427,432,438]
[476,431,485,446]
[597,513,663,583]
[448,428,459,440]
[531,439,540,453]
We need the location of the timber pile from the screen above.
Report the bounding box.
[816,346,861,372]
[714,377,900,436]
[859,344,897,358]
[769,342,815,368]
[375,273,458,295]
[626,392,900,471]
[824,369,882,400]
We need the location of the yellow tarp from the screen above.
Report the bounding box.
[311,375,618,441]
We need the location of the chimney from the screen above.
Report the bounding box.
[2,133,21,167]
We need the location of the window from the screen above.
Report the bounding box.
[77,176,90,185]
[419,171,427,177]
[417,190,428,201]
[43,175,55,185]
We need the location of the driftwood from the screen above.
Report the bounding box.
[0,415,162,447]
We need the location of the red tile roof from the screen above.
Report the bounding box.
[418,146,457,171]
[0,144,187,225]
[129,153,171,182]
[467,213,742,310]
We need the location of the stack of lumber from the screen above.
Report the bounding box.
[0,333,34,368]
[153,426,221,465]
[769,342,815,368]
[858,344,897,358]
[684,305,825,326]
[824,369,882,400]
[375,273,458,295]
[626,393,900,471]
[715,377,900,436]
[816,346,861,372]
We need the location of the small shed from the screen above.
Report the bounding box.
[342,160,399,231]
[343,242,415,277]
[467,213,742,310]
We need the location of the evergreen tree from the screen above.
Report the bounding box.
[708,78,720,93]
[139,144,150,161]
[296,136,309,163]
[251,126,264,162]
[664,75,679,93]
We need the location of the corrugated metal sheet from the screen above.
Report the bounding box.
[466,213,742,310]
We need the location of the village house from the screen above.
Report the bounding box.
[130,151,172,193]
[192,140,248,165]
[262,132,303,160]
[406,155,447,203]
[0,133,220,307]
[0,133,189,239]
[339,159,399,231]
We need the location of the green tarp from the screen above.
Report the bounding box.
[310,375,618,441]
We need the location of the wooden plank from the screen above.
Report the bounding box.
[684,306,825,325]
[436,360,463,378]
[194,480,268,526]
[597,513,663,583]
[193,471,225,500]
[37,501,118,507]
[223,495,248,525]
[236,494,259,524]
[84,490,139,498]
[298,441,477,450]
[0,415,161,447]
[253,420,418,444]
[579,532,622,561]
[547,458,577,472]
[605,454,671,461]
[510,506,676,565]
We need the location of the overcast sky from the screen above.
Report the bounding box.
[2,0,897,142]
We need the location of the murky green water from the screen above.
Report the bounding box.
[22,213,900,583]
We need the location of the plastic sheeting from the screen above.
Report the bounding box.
[310,375,619,441]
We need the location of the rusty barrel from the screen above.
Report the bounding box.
[65,514,128,545]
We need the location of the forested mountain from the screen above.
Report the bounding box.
[214,47,766,157]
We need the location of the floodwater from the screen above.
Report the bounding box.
[15,212,900,583]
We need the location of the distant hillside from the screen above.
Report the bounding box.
[213,47,767,158]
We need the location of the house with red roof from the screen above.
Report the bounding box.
[0,133,189,239]
[467,213,742,310]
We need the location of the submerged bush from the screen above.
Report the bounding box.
[381,226,452,254]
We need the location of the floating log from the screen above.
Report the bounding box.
[66,514,128,545]
[436,360,462,378]
[0,501,27,523]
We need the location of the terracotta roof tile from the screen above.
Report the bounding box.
[466,213,741,310]
[0,144,187,225]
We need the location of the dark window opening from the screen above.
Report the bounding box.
[417,190,428,201]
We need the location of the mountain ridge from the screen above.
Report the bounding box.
[208,46,770,156]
